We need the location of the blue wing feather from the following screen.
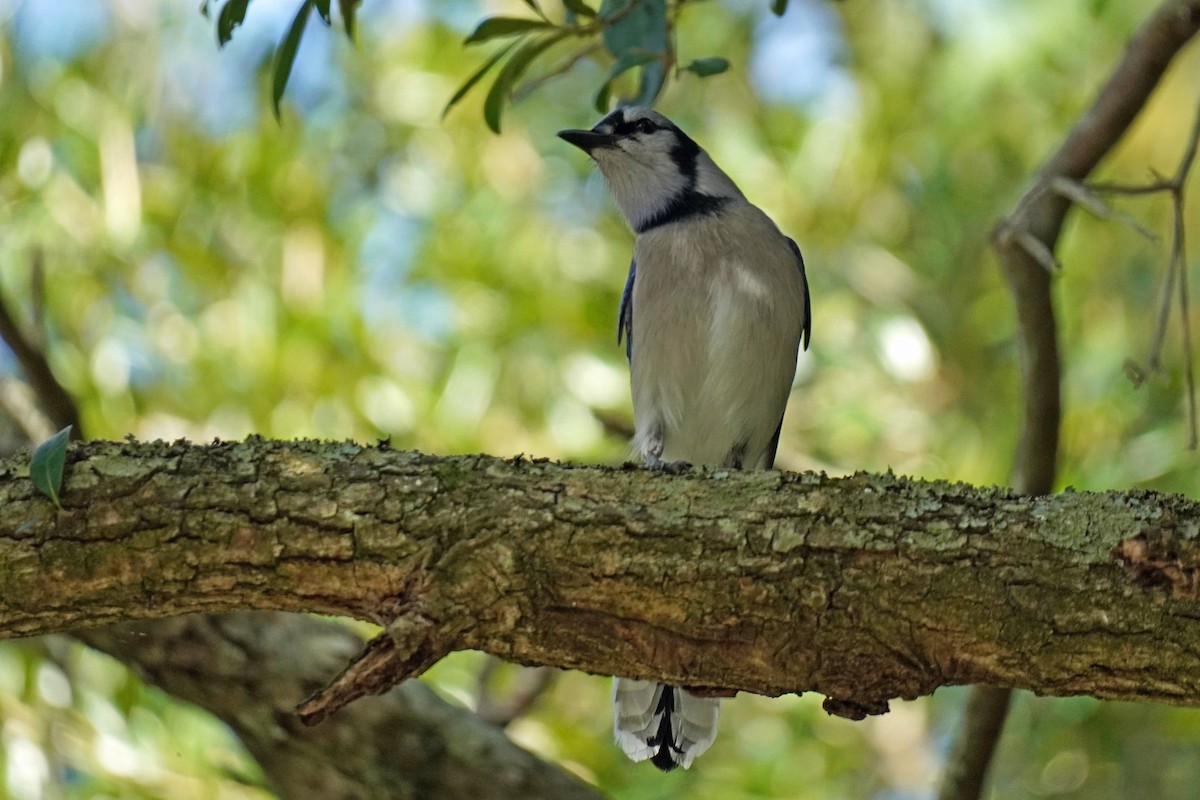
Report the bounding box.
[763,419,783,470]
[765,238,811,469]
[618,258,635,362]
[786,237,811,351]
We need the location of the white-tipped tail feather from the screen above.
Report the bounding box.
[612,678,721,771]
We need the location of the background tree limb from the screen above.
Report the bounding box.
[942,2,1200,798]
[73,613,605,800]
[993,0,1200,496]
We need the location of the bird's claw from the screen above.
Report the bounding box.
[646,457,692,474]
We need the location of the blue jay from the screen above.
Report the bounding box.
[558,107,811,770]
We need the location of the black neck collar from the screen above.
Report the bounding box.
[635,191,729,234]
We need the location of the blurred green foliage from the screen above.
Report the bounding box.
[0,0,1198,798]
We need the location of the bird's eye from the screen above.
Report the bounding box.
[635,119,656,135]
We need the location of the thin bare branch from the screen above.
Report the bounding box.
[1086,179,1175,195]
[1146,237,1181,378]
[514,43,601,101]
[1107,98,1200,444]
[1176,198,1197,447]
[1014,228,1063,272]
[1051,177,1157,241]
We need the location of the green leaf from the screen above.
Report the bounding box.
[465,17,554,45]
[633,60,665,107]
[217,0,251,46]
[594,82,611,114]
[562,0,596,18]
[593,51,655,112]
[30,425,72,509]
[314,0,331,24]
[770,0,789,15]
[598,0,668,107]
[683,56,730,77]
[601,0,666,55]
[483,32,568,133]
[597,0,628,20]
[338,0,360,39]
[200,0,212,19]
[272,0,314,120]
[442,39,520,119]
[521,0,549,20]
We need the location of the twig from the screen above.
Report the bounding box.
[1013,228,1063,272]
[1090,97,1200,446]
[297,632,411,726]
[1145,232,1181,379]
[1085,179,1175,195]
[1177,198,1197,446]
[1051,177,1157,241]
[513,43,601,101]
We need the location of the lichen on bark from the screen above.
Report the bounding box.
[1,439,1199,721]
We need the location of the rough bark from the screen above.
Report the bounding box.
[3,439,1200,719]
[73,613,604,800]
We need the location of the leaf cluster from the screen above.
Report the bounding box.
[201,0,794,129]
[202,0,363,118]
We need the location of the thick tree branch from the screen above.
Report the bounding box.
[3,439,1200,719]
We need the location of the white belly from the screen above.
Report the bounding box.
[628,206,806,468]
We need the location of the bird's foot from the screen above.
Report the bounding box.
[646,456,692,474]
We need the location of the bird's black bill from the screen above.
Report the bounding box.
[557,128,615,154]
